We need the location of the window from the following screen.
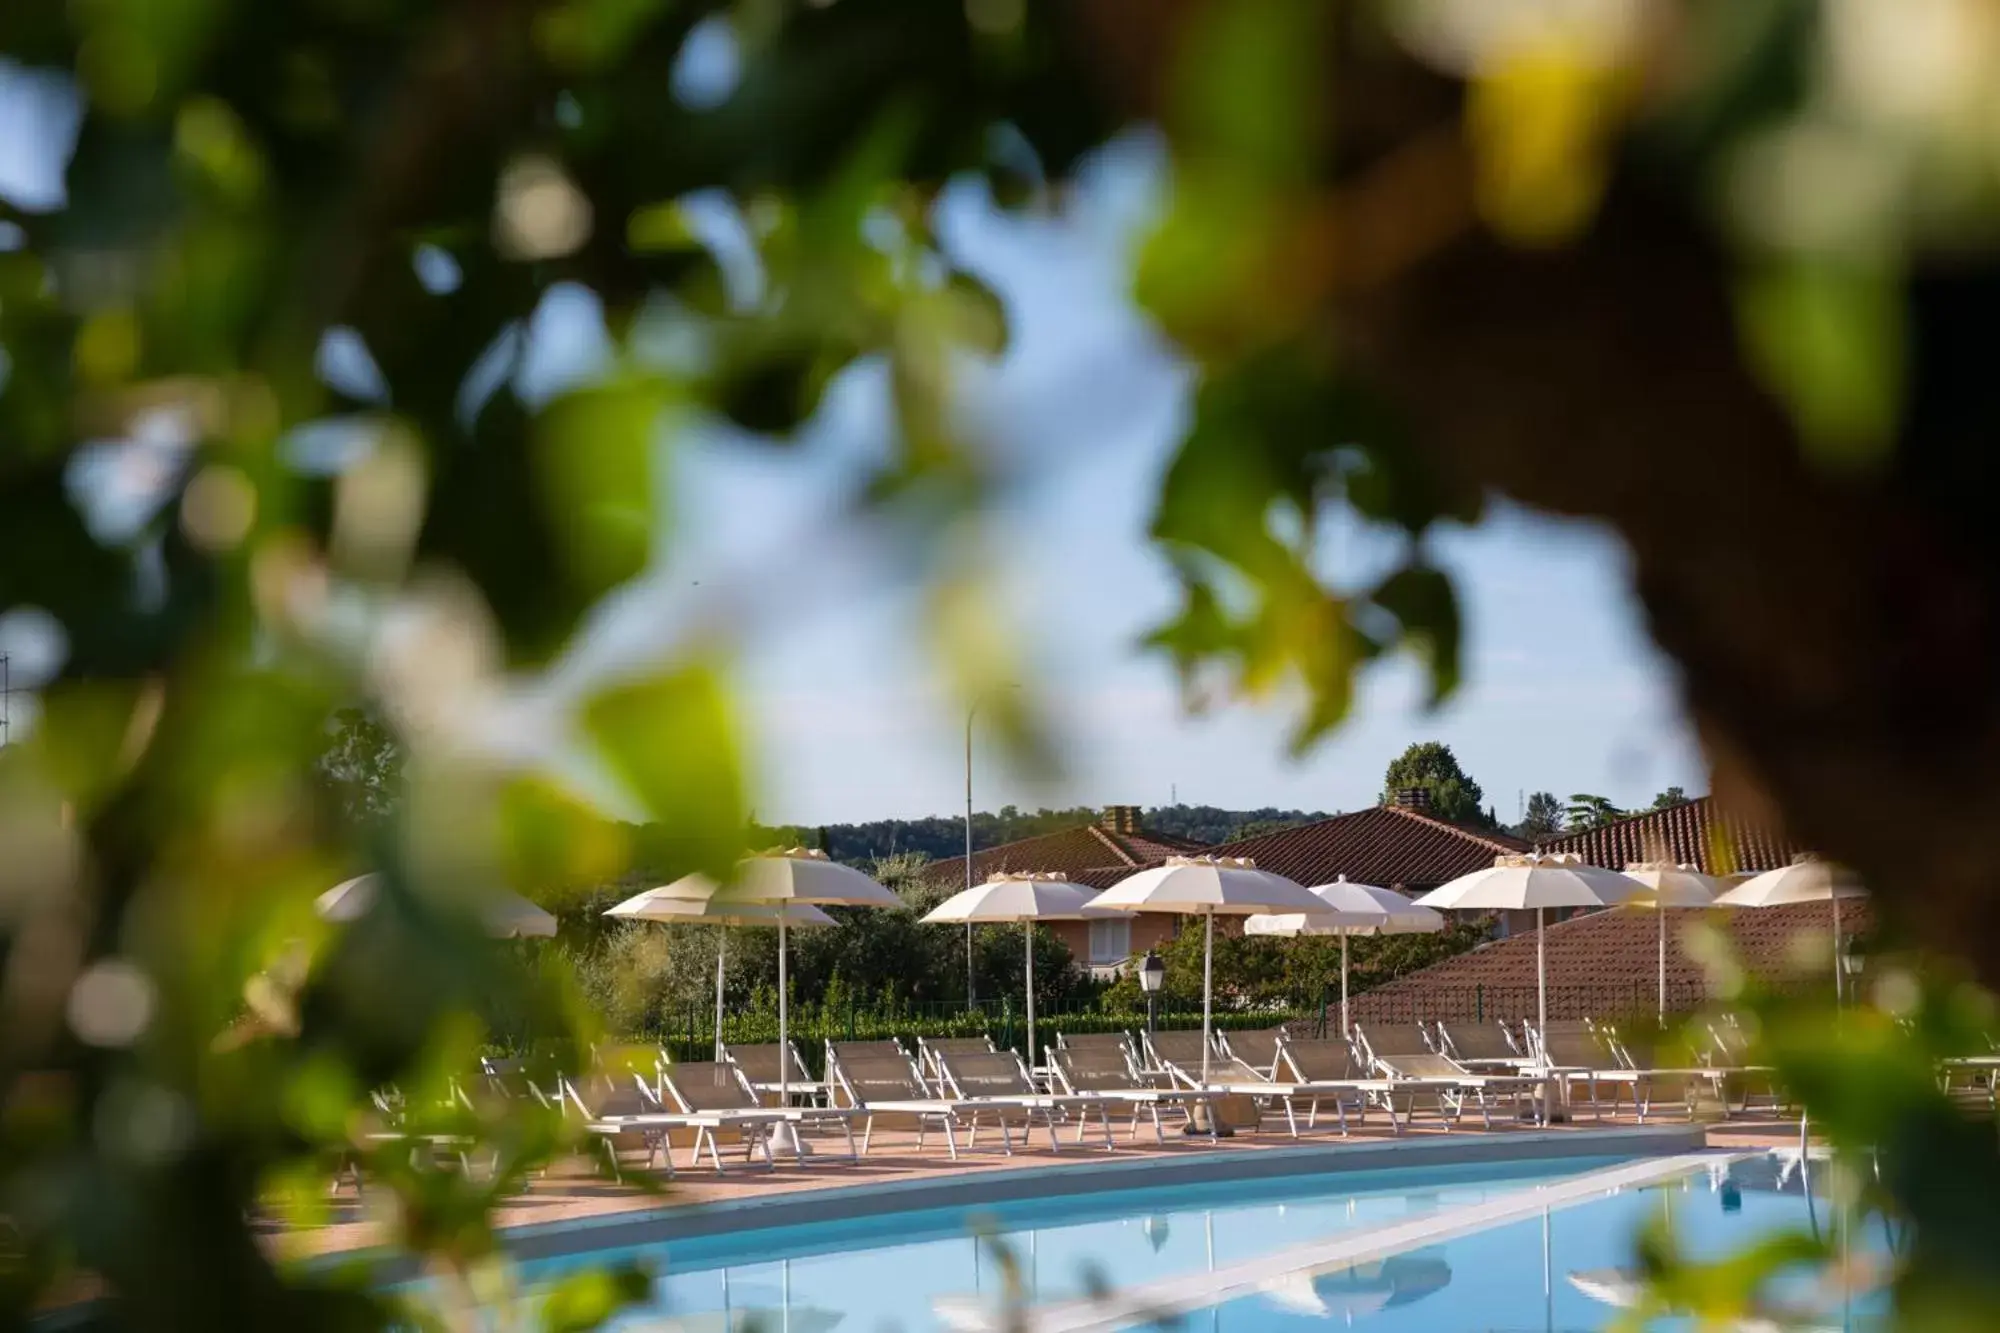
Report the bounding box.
[1088,917,1132,965]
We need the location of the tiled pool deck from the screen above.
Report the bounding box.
[276,1111,1811,1265]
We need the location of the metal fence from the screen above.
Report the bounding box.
[1346,981,1714,1026]
[651,997,1327,1068]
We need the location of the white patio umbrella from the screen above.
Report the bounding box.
[659,849,902,1128]
[1089,856,1324,1085]
[316,873,557,939]
[1414,854,1645,1055]
[605,889,837,1058]
[1245,876,1444,1037]
[1713,856,1867,1004]
[1620,862,1730,1022]
[920,872,1112,1070]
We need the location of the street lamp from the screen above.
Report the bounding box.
[1139,948,1165,1033]
[964,683,1021,1009]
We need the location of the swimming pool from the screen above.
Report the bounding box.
[491,1149,1878,1331]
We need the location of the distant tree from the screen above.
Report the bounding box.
[1228,817,1312,841]
[1565,794,1625,830]
[1518,792,1565,841]
[1650,786,1691,811]
[1381,742,1489,826]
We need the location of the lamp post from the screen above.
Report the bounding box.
[1139,948,1165,1033]
[964,683,1020,1010]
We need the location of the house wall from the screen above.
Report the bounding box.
[1050,912,1183,973]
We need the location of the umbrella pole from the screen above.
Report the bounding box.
[1833,892,1844,1007]
[778,914,789,1107]
[1024,919,1035,1073]
[1658,907,1667,1024]
[1201,908,1214,1086]
[1340,934,1350,1039]
[715,929,728,1060]
[1538,905,1552,1124]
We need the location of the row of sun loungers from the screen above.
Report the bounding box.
[353,1016,1797,1189]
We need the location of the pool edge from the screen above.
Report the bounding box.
[492,1122,1706,1266]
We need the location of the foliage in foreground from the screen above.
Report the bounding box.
[5,0,2000,1328]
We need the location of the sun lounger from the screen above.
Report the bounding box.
[825,1045,1031,1160]
[1355,1023,1436,1067]
[932,1050,1115,1150]
[721,1040,832,1107]
[1275,1037,1411,1132]
[1217,1029,1288,1079]
[1145,1029,1374,1137]
[1366,1051,1540,1129]
[917,1035,998,1082]
[1534,1030,1720,1121]
[1057,1030,1137,1064]
[557,1073,746,1180]
[1436,1022,1537,1070]
[660,1060,861,1166]
[1049,1046,1222,1143]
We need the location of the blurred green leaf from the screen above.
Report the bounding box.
[534,374,669,597]
[581,662,748,880]
[538,1264,652,1333]
[1738,259,1904,471]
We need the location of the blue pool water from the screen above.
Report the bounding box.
[498,1153,1886,1331]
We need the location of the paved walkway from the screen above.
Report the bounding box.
[271,1110,1809,1263]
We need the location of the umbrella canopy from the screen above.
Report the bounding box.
[921,873,1107,1067]
[316,873,557,939]
[1089,857,1326,916]
[1713,857,1866,908]
[1413,854,1646,912]
[605,890,837,1058]
[1244,877,1444,1036]
[1091,857,1322,1089]
[1715,856,1867,1003]
[1415,854,1645,1070]
[660,849,901,1119]
[605,891,837,928]
[1264,1256,1453,1319]
[681,850,905,910]
[1622,862,1731,1021]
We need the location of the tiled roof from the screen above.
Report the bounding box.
[1348,899,1870,1021]
[919,824,1207,892]
[1538,796,1805,875]
[1197,806,1529,892]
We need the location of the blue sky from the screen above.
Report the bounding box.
[540,137,1704,824]
[0,63,1703,827]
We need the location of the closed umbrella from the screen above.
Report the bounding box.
[1414,854,1645,1055]
[1620,862,1730,1022]
[1089,857,1324,1086]
[316,873,557,939]
[605,890,837,1058]
[1245,876,1444,1037]
[1713,856,1867,1004]
[920,873,1112,1070]
[666,850,902,1131]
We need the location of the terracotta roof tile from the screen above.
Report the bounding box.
[919,823,1206,891]
[1197,806,1528,891]
[1348,900,1869,1022]
[1539,796,1804,875]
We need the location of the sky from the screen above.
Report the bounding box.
[0,58,1705,828]
[530,136,1705,826]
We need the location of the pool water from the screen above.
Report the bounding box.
[523,1157,1622,1329]
[499,1153,1885,1331]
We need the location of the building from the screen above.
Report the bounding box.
[918,806,1208,974]
[1537,794,1808,876]
[1346,795,1831,1023]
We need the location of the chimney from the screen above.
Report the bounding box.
[1391,787,1432,812]
[1101,804,1142,835]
